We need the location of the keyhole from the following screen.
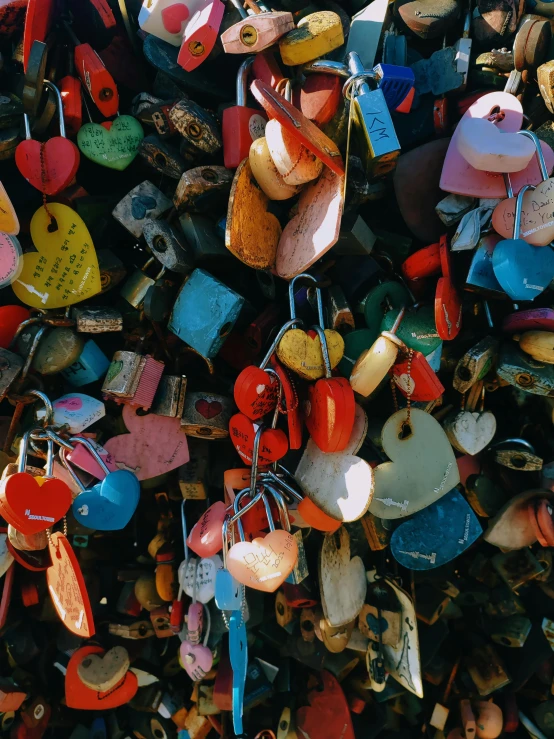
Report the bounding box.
[153,235,167,252]
[510,455,526,468]
[398,422,412,440]
[189,40,205,56]
[201,168,217,182]
[155,153,167,167]
[186,123,202,139]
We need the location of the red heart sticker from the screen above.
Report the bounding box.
[15,138,80,196]
[161,2,189,33]
[46,533,95,638]
[195,399,223,419]
[234,365,279,421]
[229,413,289,466]
[65,645,138,709]
[0,473,71,535]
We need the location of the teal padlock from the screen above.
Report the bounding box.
[337,328,376,377]
[168,268,245,358]
[61,339,111,387]
[360,281,410,333]
[380,305,442,355]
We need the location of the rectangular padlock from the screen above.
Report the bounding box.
[179,213,231,266]
[453,336,499,393]
[168,269,245,358]
[174,165,234,214]
[61,339,111,386]
[112,180,173,239]
[151,375,187,417]
[466,643,511,696]
[120,257,166,310]
[180,391,234,439]
[0,348,23,400]
[102,351,165,410]
[178,439,209,498]
[334,213,377,256]
[169,98,222,156]
[492,549,546,591]
[72,306,123,332]
[139,134,187,180]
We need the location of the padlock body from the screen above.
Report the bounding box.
[61,339,110,386]
[75,43,119,118]
[222,106,267,169]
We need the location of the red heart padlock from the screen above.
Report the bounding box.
[401,241,441,281]
[304,325,355,453]
[16,82,80,196]
[0,472,72,535]
[229,413,288,466]
[391,351,445,401]
[234,366,279,421]
[65,645,137,708]
[187,501,228,558]
[269,356,302,450]
[435,234,462,341]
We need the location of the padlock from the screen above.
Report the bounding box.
[138,134,187,179]
[102,350,165,410]
[350,308,406,397]
[0,347,23,401]
[174,165,234,213]
[453,337,498,393]
[112,180,173,239]
[61,339,111,387]
[120,257,167,309]
[176,0,225,72]
[496,342,554,396]
[143,218,195,274]
[16,82,80,197]
[151,375,187,417]
[179,439,209,498]
[168,268,245,358]
[222,57,267,169]
[181,391,234,438]
[59,73,82,138]
[138,0,191,46]
[279,11,344,66]
[169,98,222,155]
[16,325,84,376]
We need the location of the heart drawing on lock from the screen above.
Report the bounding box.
[391,488,482,570]
[229,413,289,466]
[15,137,80,195]
[162,3,190,32]
[233,366,279,421]
[179,641,213,681]
[444,410,497,456]
[77,116,144,171]
[227,530,298,592]
[369,408,460,520]
[72,470,140,531]
[492,181,554,246]
[77,646,131,692]
[1,472,72,535]
[319,527,366,627]
[187,501,228,557]
[276,328,344,381]
[12,203,101,310]
[296,404,373,522]
[65,646,138,709]
[440,91,554,197]
[55,396,83,411]
[103,405,189,480]
[195,398,223,419]
[131,195,157,220]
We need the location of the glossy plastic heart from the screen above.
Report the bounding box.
[0,472,71,535]
[0,182,19,234]
[391,488,482,569]
[234,366,279,421]
[47,533,95,638]
[456,118,536,172]
[180,641,213,681]
[305,377,355,453]
[440,92,554,196]
[16,137,80,195]
[65,646,137,709]
[77,116,144,171]
[444,410,497,455]
[72,470,140,531]
[103,405,189,480]
[12,204,101,309]
[187,501,227,557]
[492,236,554,301]
[227,530,298,592]
[492,180,554,246]
[277,328,344,381]
[229,413,289,466]
[370,408,460,519]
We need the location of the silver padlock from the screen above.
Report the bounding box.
[120,257,166,309]
[151,375,187,417]
[143,218,195,274]
[72,307,123,333]
[0,348,23,401]
[102,350,165,410]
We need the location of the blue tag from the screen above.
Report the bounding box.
[229,610,247,736]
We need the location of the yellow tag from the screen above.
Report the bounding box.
[0,181,19,235]
[13,203,101,309]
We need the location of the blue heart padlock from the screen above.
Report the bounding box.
[390,488,482,570]
[72,470,140,530]
[492,184,554,301]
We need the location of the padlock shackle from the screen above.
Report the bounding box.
[222,514,233,570]
[44,438,55,478]
[301,60,350,78]
[68,436,112,476]
[309,324,332,380]
[59,446,86,492]
[250,423,264,493]
[231,486,265,541]
[43,80,66,139]
[343,52,377,100]
[288,273,325,327]
[260,319,302,368]
[489,437,536,453]
[503,173,514,198]
[229,0,249,19]
[260,491,276,532]
[513,185,535,238]
[260,467,303,503]
[262,483,293,532]
[518,131,549,182]
[237,56,255,107]
[17,430,32,474]
[266,368,283,430]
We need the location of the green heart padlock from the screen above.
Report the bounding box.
[380,305,442,355]
[77,116,144,171]
[361,281,410,333]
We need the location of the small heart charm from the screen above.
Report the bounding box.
[77,646,131,692]
[15,138,80,195]
[229,413,288,466]
[227,530,298,592]
[456,118,536,173]
[179,641,213,681]
[72,470,140,530]
[234,366,279,420]
[444,410,497,456]
[131,195,157,220]
[391,488,482,570]
[187,501,228,558]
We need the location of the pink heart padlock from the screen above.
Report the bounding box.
[187,501,228,558]
[67,439,118,479]
[179,641,213,681]
[440,92,554,197]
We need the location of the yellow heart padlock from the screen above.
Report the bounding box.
[0,181,19,235]
[12,203,101,310]
[276,273,344,380]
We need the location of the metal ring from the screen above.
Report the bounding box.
[342,71,376,100]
